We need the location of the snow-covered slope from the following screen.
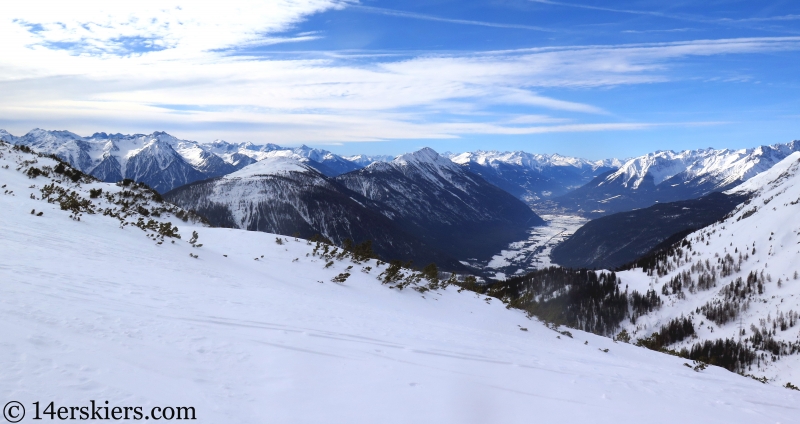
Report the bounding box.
[618,152,800,383]
[167,149,543,267]
[1,141,798,424]
[164,156,463,270]
[550,141,800,217]
[336,148,545,261]
[612,145,799,190]
[447,150,621,204]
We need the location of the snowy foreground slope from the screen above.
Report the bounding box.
[619,152,800,384]
[1,144,799,423]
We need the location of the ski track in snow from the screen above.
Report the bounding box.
[1,145,800,423]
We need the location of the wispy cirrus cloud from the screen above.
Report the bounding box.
[622,28,698,34]
[530,0,800,31]
[349,5,556,32]
[528,0,702,21]
[718,14,800,23]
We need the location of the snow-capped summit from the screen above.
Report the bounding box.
[0,129,18,142]
[194,140,360,177]
[164,145,543,264]
[79,131,208,192]
[391,147,469,187]
[224,156,311,180]
[606,149,704,189]
[164,151,462,269]
[18,128,84,149]
[3,129,212,192]
[603,143,800,190]
[396,147,450,166]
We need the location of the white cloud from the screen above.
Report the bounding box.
[5,1,346,55]
[1,0,799,144]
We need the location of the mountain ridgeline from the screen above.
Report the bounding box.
[11,127,800,282]
[447,150,620,205]
[0,129,370,193]
[540,142,800,217]
[336,148,544,260]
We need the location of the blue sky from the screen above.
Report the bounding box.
[0,1,798,159]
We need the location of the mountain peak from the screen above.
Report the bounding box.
[395,147,454,168]
[149,131,179,142]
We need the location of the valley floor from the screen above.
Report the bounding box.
[477,214,588,279]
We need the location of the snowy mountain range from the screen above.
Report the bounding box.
[447,150,621,204]
[546,142,800,217]
[0,129,378,193]
[7,127,800,246]
[2,139,799,423]
[0,128,627,205]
